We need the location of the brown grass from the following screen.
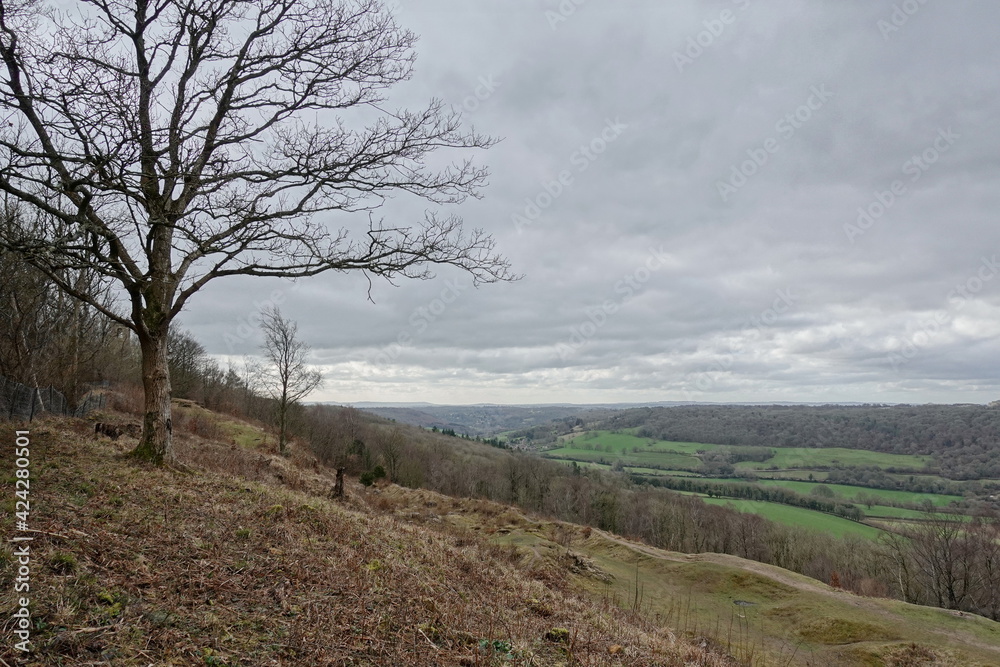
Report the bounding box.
[0,414,740,666]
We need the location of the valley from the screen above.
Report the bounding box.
[540,428,989,539]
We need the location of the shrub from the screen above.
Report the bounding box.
[49,552,78,574]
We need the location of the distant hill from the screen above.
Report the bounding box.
[338,401,885,437]
[585,403,1000,480]
[353,404,617,437]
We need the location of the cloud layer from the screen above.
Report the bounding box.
[183,0,1000,405]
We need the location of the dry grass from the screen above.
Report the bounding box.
[0,414,740,666]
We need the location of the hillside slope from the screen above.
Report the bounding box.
[3,410,999,666]
[370,487,1000,666]
[0,414,733,666]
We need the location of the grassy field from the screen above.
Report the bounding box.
[754,468,828,480]
[554,459,701,477]
[544,446,701,470]
[693,477,964,508]
[757,479,961,507]
[859,505,931,519]
[699,498,885,539]
[735,447,930,470]
[669,488,939,524]
[569,430,721,452]
[548,431,932,472]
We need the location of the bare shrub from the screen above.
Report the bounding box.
[108,384,144,415]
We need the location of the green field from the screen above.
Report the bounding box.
[544,447,701,470]
[622,465,701,477]
[736,447,930,470]
[864,505,929,519]
[548,431,931,472]
[693,478,963,508]
[755,469,831,480]
[667,490,883,538]
[558,460,700,477]
[700,498,885,539]
[542,431,967,534]
[558,431,723,454]
[757,479,961,507]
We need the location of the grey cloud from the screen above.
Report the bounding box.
[180,0,1000,405]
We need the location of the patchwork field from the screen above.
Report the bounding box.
[542,430,976,539]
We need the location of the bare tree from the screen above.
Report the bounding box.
[256,306,321,455]
[877,530,919,604]
[965,514,1000,620]
[0,0,513,464]
[907,514,973,610]
[167,328,207,400]
[376,425,404,482]
[0,242,121,399]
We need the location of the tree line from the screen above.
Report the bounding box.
[634,474,866,521]
[0,248,134,403]
[588,404,1000,480]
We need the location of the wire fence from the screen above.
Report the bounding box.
[0,375,107,421]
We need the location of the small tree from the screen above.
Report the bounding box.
[256,307,322,456]
[811,484,835,499]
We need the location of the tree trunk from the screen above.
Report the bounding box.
[332,467,345,499]
[278,395,288,456]
[132,328,174,465]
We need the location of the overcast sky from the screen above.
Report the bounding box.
[183,0,1000,405]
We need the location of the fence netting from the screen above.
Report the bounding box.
[0,375,106,421]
